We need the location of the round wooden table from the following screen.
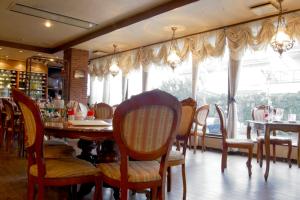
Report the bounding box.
[44,121,114,141]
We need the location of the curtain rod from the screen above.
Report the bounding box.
[90,8,300,61]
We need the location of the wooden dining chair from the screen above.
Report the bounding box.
[166,97,196,200]
[2,98,22,153]
[97,89,181,200]
[0,99,4,147]
[12,88,101,200]
[215,104,254,177]
[190,104,210,153]
[94,102,113,119]
[252,105,292,168]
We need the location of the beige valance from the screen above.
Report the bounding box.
[89,14,300,78]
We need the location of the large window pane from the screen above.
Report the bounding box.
[237,42,300,143]
[148,53,192,100]
[196,49,229,135]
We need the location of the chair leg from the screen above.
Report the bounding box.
[193,133,197,154]
[120,187,128,200]
[188,134,192,150]
[272,144,276,163]
[247,146,253,177]
[94,177,102,200]
[182,164,187,200]
[221,146,227,173]
[37,184,44,200]
[260,142,264,168]
[0,128,3,147]
[201,134,205,152]
[5,130,13,152]
[167,167,171,192]
[287,141,292,168]
[151,187,157,200]
[256,142,260,163]
[28,176,35,200]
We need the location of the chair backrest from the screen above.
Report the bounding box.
[12,89,45,175]
[194,104,210,127]
[113,89,181,170]
[94,103,113,119]
[215,104,227,144]
[252,105,273,122]
[177,98,196,137]
[2,99,15,129]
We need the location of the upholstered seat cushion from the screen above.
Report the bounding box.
[226,139,254,145]
[29,158,100,178]
[98,161,161,182]
[168,150,184,161]
[257,135,292,142]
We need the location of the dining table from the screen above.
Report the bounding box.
[247,120,300,181]
[44,120,118,163]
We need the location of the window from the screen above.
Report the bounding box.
[109,73,122,106]
[237,42,300,144]
[89,75,104,105]
[196,49,229,135]
[148,53,192,100]
[127,66,142,98]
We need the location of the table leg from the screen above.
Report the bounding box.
[246,123,251,139]
[298,132,300,168]
[264,126,270,181]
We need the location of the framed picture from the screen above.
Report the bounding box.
[73,69,85,79]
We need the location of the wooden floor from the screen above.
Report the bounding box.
[1,144,300,200]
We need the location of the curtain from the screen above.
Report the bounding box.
[142,66,149,92]
[122,75,128,100]
[102,75,110,104]
[191,54,200,99]
[227,52,242,138]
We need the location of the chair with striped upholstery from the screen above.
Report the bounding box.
[215,104,254,177]
[190,104,210,153]
[2,98,22,153]
[12,88,101,200]
[97,89,181,200]
[94,102,113,119]
[0,99,4,147]
[166,97,196,200]
[252,105,292,167]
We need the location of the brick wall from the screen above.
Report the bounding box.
[64,48,89,104]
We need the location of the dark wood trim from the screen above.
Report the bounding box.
[50,0,200,53]
[90,8,300,61]
[0,40,51,53]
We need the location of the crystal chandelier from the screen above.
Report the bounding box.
[271,0,294,56]
[109,44,120,77]
[167,27,181,70]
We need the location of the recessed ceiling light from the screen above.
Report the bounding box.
[19,50,23,53]
[37,53,42,56]
[49,58,54,61]
[45,21,52,28]
[0,47,2,50]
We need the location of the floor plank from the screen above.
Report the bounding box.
[0,145,300,200]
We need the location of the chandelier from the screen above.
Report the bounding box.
[109,44,120,77]
[271,0,294,56]
[167,27,181,70]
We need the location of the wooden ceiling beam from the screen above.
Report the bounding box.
[50,0,200,53]
[0,40,52,53]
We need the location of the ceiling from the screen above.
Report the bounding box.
[0,0,300,61]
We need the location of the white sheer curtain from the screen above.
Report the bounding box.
[89,76,104,105]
